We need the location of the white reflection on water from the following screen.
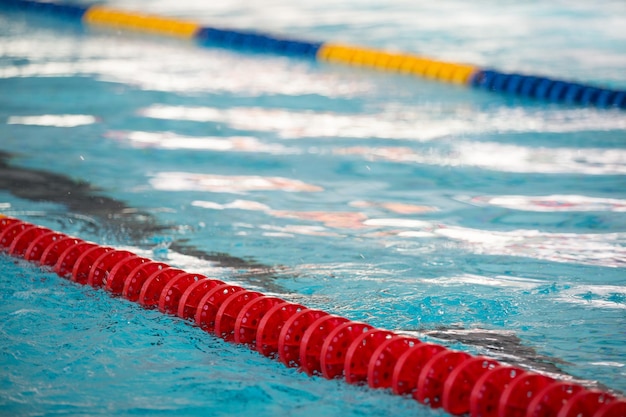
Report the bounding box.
[336,143,626,175]
[0,35,369,97]
[463,194,626,212]
[417,274,544,289]
[150,172,323,193]
[425,225,626,268]
[415,275,626,310]
[7,115,97,127]
[189,197,626,268]
[107,130,293,154]
[140,104,626,141]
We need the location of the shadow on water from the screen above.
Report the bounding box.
[0,150,277,287]
[1,150,610,391]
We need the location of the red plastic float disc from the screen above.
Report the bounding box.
[8,226,52,257]
[24,231,66,262]
[177,278,225,320]
[416,350,471,408]
[87,250,135,287]
[557,389,615,417]
[320,321,374,379]
[105,255,149,295]
[391,343,447,395]
[214,290,262,341]
[593,399,626,417]
[368,336,421,389]
[0,222,37,250]
[442,356,500,415]
[138,268,185,308]
[122,261,169,302]
[279,309,332,369]
[71,246,113,284]
[525,381,583,417]
[498,373,555,417]
[0,216,21,233]
[54,241,98,278]
[234,296,285,346]
[299,315,349,375]
[158,272,208,314]
[344,329,395,385]
[469,366,526,417]
[256,302,306,358]
[194,284,244,332]
[40,236,84,267]
[278,309,330,368]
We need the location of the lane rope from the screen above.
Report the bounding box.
[1,0,625,109]
[1,214,624,417]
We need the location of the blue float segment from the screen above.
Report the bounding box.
[194,27,322,58]
[611,91,626,109]
[470,69,626,109]
[0,0,87,19]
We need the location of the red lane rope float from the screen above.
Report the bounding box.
[178,278,224,320]
[344,329,395,384]
[106,255,149,295]
[195,283,243,332]
[122,261,169,302]
[0,215,624,417]
[72,245,113,284]
[442,356,500,415]
[280,309,331,368]
[498,373,555,417]
[234,295,284,346]
[298,314,347,374]
[55,241,97,277]
[138,267,185,308]
[321,321,374,379]
[0,221,37,248]
[88,250,135,287]
[158,272,207,314]
[527,382,584,417]
[416,350,472,408]
[256,302,305,358]
[9,225,51,256]
[470,366,526,417]
[557,390,616,417]
[24,231,65,262]
[368,336,421,389]
[214,290,262,341]
[392,342,447,395]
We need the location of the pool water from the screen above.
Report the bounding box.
[1,1,625,416]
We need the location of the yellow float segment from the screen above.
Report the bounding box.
[83,6,199,38]
[317,43,477,85]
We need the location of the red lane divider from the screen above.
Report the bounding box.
[234,295,284,346]
[368,336,420,389]
[443,356,500,414]
[24,231,65,262]
[499,373,555,417]
[281,309,331,369]
[392,342,447,395]
[256,302,305,358]
[0,215,624,417]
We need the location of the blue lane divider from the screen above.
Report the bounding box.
[0,0,87,18]
[0,0,625,110]
[195,27,322,57]
[471,70,626,108]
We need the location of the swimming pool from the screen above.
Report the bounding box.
[1,1,625,416]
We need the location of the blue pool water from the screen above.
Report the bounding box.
[1,1,625,416]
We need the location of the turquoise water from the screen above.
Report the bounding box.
[1,1,625,416]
